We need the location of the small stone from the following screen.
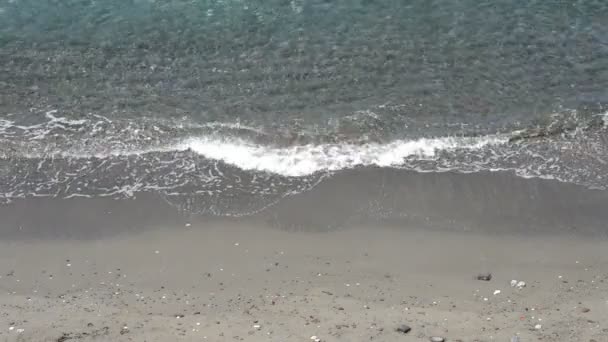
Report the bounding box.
[476,273,492,281]
[395,324,411,334]
[581,307,591,313]
[511,280,526,289]
[429,337,445,342]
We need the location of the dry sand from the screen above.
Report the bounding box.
[1,222,607,342]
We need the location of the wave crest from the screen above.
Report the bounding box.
[181,135,508,176]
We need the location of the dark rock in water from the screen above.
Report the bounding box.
[395,324,411,334]
[476,273,492,281]
[429,337,445,342]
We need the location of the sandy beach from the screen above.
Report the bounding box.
[3,0,608,341]
[1,207,607,342]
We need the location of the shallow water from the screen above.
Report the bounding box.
[1,0,608,218]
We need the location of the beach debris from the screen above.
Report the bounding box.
[511,280,526,289]
[16,328,24,333]
[120,326,129,335]
[395,324,411,334]
[429,337,445,342]
[310,335,321,342]
[253,324,261,330]
[534,324,542,330]
[493,290,501,295]
[476,273,492,281]
[185,223,191,227]
[8,327,14,331]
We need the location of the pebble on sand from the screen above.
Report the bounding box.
[476,273,492,281]
[511,280,526,289]
[429,337,445,342]
[395,324,411,334]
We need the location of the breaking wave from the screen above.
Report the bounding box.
[179,135,508,176]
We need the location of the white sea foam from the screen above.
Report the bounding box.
[180,135,508,176]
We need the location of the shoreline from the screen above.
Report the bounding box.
[2,170,608,239]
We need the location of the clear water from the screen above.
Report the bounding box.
[1,0,607,216]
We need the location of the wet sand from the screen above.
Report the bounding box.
[1,171,607,341]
